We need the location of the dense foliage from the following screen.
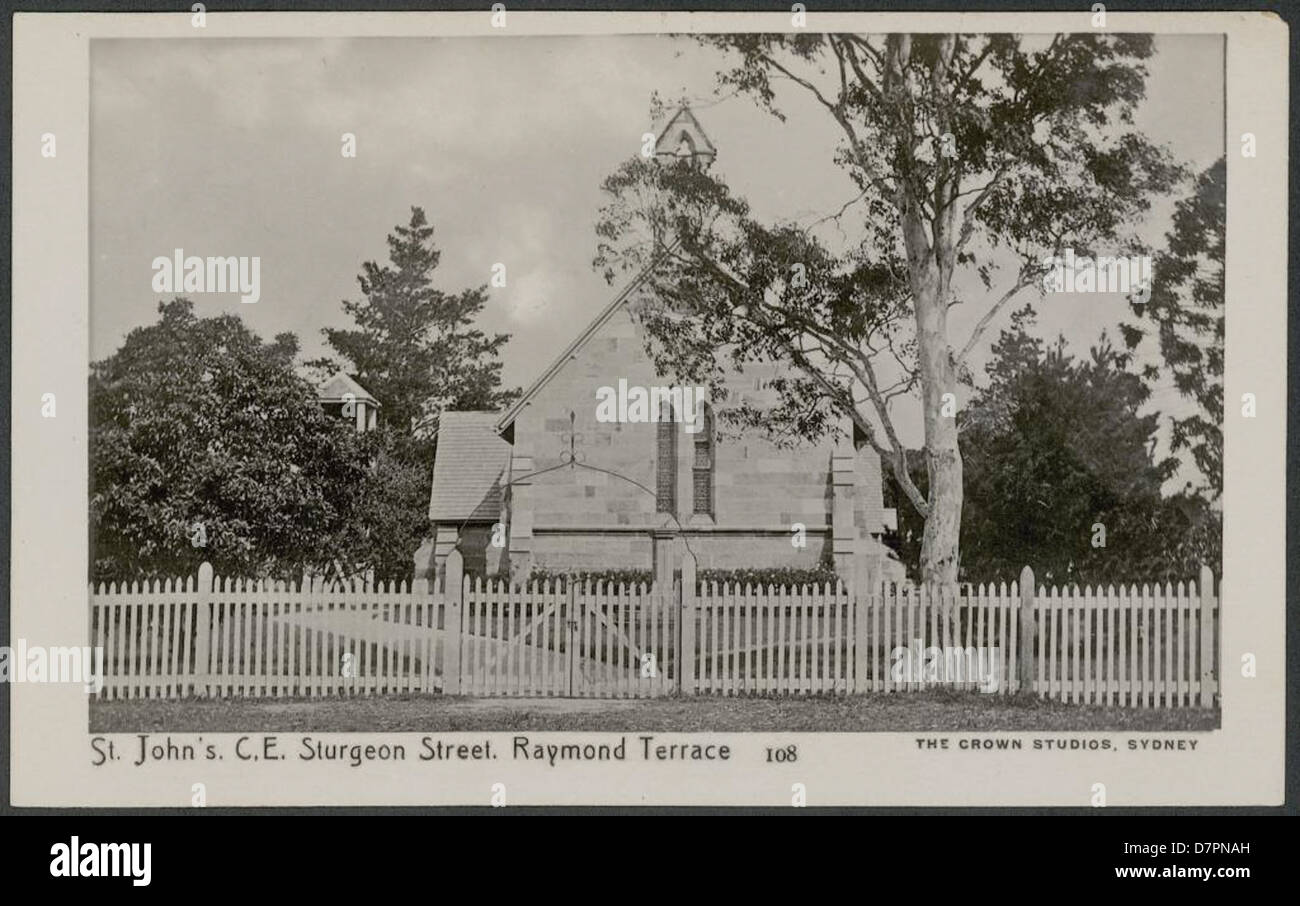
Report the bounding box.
[90,300,368,582]
[888,307,1221,586]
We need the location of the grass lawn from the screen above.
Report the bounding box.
[90,689,1219,733]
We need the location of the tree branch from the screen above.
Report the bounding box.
[957,274,1036,365]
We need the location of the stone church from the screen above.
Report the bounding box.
[417,107,897,583]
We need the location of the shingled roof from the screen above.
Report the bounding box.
[428,411,510,523]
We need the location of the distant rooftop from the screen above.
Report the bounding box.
[318,371,380,406]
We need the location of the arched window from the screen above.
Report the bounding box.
[693,403,715,518]
[656,400,677,514]
[675,132,695,158]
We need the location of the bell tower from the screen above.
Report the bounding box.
[653,104,717,170]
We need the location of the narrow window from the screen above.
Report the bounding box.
[692,403,714,517]
[656,400,677,514]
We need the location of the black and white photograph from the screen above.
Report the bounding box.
[5,6,1288,816]
[83,25,1226,736]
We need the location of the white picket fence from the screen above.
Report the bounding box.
[685,573,1219,706]
[88,569,448,699]
[87,555,1219,708]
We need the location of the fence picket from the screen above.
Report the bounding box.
[864,580,874,693]
[710,586,719,695]
[736,585,747,696]
[217,582,228,699]
[147,590,160,697]
[875,582,887,694]
[507,582,518,696]
[909,586,920,692]
[651,583,660,697]
[538,580,550,697]
[476,580,486,697]
[1170,582,1180,712]
[720,584,730,696]
[991,583,1003,697]
[1055,585,1064,703]
[120,592,133,699]
[807,587,815,693]
[771,585,783,694]
[1102,586,1111,705]
[471,579,481,696]
[1198,567,1214,707]
[716,586,725,695]
[811,585,820,694]
[478,580,488,696]
[1007,583,1018,695]
[1082,586,1094,705]
[1118,585,1129,706]
[464,582,474,696]
[1179,581,1190,707]
[1141,584,1152,708]
[362,586,374,695]
[1164,581,1175,709]
[923,585,934,691]
[899,582,910,693]
[608,582,619,699]
[1180,581,1191,708]
[490,579,498,696]
[1095,586,1105,705]
[1128,585,1138,708]
[827,584,837,694]
[799,585,810,694]
[1149,583,1158,708]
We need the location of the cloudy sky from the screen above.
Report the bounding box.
[91,34,1224,464]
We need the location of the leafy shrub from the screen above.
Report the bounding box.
[527,567,653,589]
[467,554,839,592]
[465,567,653,590]
[697,565,839,591]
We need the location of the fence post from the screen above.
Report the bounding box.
[1198,563,1214,707]
[852,553,874,693]
[194,562,213,698]
[443,549,464,695]
[1017,565,1035,695]
[679,550,697,695]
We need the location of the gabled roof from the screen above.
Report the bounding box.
[318,371,380,406]
[429,411,510,523]
[654,105,718,162]
[495,108,711,432]
[496,255,665,432]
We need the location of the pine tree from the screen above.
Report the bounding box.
[313,207,518,437]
